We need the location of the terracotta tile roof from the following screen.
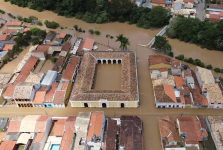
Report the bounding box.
[0,140,16,150]
[191,89,208,106]
[208,4,223,9]
[44,82,58,103]
[35,115,49,132]
[208,12,223,22]
[119,116,143,150]
[0,34,10,41]
[35,44,50,53]
[7,118,21,133]
[151,0,166,4]
[106,118,118,150]
[149,55,171,66]
[177,116,208,144]
[52,56,65,72]
[33,133,44,143]
[3,44,14,51]
[87,112,105,141]
[154,85,177,103]
[82,38,95,50]
[56,32,67,39]
[53,90,65,104]
[6,21,22,26]
[61,42,71,52]
[60,117,76,150]
[174,76,185,88]
[164,84,177,102]
[3,84,15,98]
[159,116,179,146]
[203,83,223,103]
[50,119,66,136]
[2,29,18,35]
[33,88,47,104]
[15,56,38,83]
[62,56,80,81]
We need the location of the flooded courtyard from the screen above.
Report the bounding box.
[93,64,121,90]
[0,1,223,150]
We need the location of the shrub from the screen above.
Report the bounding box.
[175,54,184,60]
[206,64,213,70]
[44,20,59,29]
[95,30,100,35]
[214,68,221,73]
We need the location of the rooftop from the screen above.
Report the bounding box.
[154,84,178,103]
[196,66,215,85]
[13,82,34,100]
[203,83,223,104]
[5,21,22,26]
[70,51,139,102]
[82,38,95,50]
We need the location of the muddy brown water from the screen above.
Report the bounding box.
[0,1,222,150]
[93,64,121,90]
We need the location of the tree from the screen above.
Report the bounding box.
[152,36,172,54]
[116,34,129,51]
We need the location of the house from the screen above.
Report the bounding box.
[48,46,62,55]
[53,32,67,45]
[40,70,57,87]
[43,82,58,108]
[154,84,185,108]
[105,118,118,150]
[59,42,71,57]
[44,31,56,44]
[53,81,69,108]
[119,116,143,150]
[13,82,36,107]
[32,44,50,60]
[207,4,223,12]
[195,66,215,89]
[82,38,95,51]
[202,83,223,109]
[32,87,48,107]
[206,12,223,22]
[61,56,80,81]
[174,76,185,89]
[0,140,17,150]
[0,34,11,41]
[149,55,172,70]
[3,44,14,51]
[150,68,169,80]
[5,21,23,31]
[159,117,181,149]
[176,116,208,149]
[206,116,223,150]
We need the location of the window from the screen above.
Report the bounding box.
[121,103,125,108]
[84,103,88,108]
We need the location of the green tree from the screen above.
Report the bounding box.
[116,34,129,51]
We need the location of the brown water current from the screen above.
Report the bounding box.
[0,1,223,150]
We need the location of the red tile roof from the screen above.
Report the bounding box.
[0,141,16,150]
[3,84,15,99]
[164,84,176,103]
[62,56,80,81]
[44,82,58,103]
[87,112,104,141]
[177,116,208,144]
[33,88,47,104]
[82,38,95,50]
[151,0,165,4]
[53,90,66,104]
[149,55,171,66]
[7,118,21,133]
[3,44,14,51]
[50,119,66,137]
[57,32,67,39]
[60,117,76,150]
[62,42,71,52]
[2,29,18,34]
[15,56,38,83]
[35,115,49,132]
[6,21,22,26]
[35,45,50,53]
[106,118,118,150]
[174,76,185,88]
[0,34,10,41]
[33,133,44,143]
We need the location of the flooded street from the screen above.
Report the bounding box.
[0,1,223,150]
[93,64,121,90]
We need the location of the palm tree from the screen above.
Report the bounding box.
[116,34,129,51]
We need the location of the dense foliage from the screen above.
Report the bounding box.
[152,36,173,56]
[5,0,170,28]
[167,16,223,51]
[44,20,59,29]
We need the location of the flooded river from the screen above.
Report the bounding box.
[93,64,121,90]
[0,1,222,150]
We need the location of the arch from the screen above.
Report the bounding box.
[102,103,107,108]
[121,103,125,108]
[113,60,116,64]
[108,59,112,64]
[84,103,88,108]
[97,60,101,64]
[103,60,106,64]
[118,59,122,64]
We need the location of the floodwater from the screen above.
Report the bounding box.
[168,38,223,68]
[0,1,222,150]
[93,64,121,90]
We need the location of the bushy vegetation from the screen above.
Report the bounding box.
[152,36,173,57]
[6,0,170,28]
[88,29,101,35]
[167,16,223,51]
[44,20,59,29]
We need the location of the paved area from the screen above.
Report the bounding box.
[196,0,206,21]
